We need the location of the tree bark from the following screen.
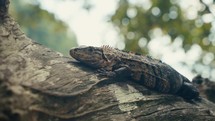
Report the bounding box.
[1,0,215,121]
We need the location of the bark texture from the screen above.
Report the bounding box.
[1,0,215,121]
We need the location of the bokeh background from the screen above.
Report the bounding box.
[10,0,215,81]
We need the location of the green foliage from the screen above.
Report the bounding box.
[9,0,77,56]
[111,0,215,79]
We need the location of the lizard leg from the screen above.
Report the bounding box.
[177,82,200,100]
[98,65,131,79]
[113,65,131,76]
[97,68,116,77]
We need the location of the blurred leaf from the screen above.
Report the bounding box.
[9,0,77,56]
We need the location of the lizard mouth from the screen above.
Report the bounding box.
[69,47,85,62]
[70,48,78,59]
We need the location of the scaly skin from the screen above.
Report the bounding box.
[70,45,199,100]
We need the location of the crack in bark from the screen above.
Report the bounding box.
[18,43,33,52]
[133,107,202,119]
[31,100,120,119]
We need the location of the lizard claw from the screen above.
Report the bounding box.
[97,69,116,77]
[97,68,106,73]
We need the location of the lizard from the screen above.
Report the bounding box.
[70,45,199,100]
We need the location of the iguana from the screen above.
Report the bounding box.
[70,45,199,100]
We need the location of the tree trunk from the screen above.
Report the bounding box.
[1,0,215,121]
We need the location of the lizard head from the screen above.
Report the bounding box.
[70,46,114,69]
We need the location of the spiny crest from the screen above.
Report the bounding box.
[121,49,143,57]
[101,45,119,56]
[100,45,117,61]
[101,45,114,52]
[101,45,143,58]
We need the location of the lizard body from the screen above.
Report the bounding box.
[70,45,199,100]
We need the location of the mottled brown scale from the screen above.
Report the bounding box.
[117,56,181,94]
[70,46,199,100]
